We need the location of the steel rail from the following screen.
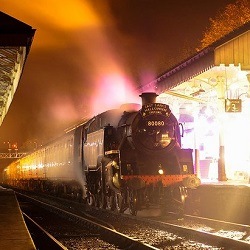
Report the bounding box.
[143,215,250,250]
[17,192,159,250]
[23,212,68,250]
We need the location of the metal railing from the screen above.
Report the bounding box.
[0,152,26,159]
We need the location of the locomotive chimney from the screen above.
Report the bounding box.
[139,92,158,106]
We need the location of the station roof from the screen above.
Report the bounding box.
[138,21,250,97]
[0,11,35,125]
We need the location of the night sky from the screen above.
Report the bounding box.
[0,0,236,148]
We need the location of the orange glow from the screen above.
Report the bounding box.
[29,1,100,29]
[0,0,141,135]
[0,1,106,48]
[48,95,79,122]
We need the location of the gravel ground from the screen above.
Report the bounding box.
[79,208,223,249]
[19,200,118,249]
[18,192,238,249]
[158,215,250,244]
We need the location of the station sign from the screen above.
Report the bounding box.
[225,99,242,112]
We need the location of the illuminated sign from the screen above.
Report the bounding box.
[146,120,165,126]
[225,99,242,112]
[141,103,170,117]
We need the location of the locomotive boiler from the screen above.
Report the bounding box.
[2,92,200,215]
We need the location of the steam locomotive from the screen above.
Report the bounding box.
[3,92,200,215]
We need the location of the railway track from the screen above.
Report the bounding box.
[82,206,250,249]
[16,191,250,249]
[22,212,68,250]
[138,213,250,249]
[17,192,158,249]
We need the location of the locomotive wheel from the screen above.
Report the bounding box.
[168,186,187,216]
[115,192,125,213]
[106,191,115,210]
[87,192,95,206]
[128,190,138,216]
[97,181,106,209]
[97,191,106,209]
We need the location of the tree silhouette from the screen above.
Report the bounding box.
[198,0,250,50]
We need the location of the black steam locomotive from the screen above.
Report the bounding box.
[3,92,200,215]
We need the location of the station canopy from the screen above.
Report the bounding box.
[138,21,250,105]
[137,22,250,182]
[0,11,35,125]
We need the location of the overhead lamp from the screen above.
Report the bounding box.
[190,88,205,97]
[190,82,206,97]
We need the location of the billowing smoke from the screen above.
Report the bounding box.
[0,1,153,146]
[90,74,140,114]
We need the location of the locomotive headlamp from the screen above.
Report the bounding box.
[160,133,171,147]
[158,169,164,175]
[158,164,164,175]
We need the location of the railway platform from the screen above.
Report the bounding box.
[186,179,250,225]
[0,186,35,250]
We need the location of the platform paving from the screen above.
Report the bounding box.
[0,186,35,250]
[187,180,250,224]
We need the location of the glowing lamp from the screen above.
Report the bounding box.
[158,168,164,175]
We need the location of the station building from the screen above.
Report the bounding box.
[138,21,250,183]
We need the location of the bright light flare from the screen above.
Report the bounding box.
[158,169,164,175]
[223,106,250,179]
